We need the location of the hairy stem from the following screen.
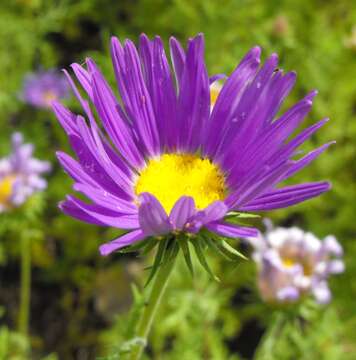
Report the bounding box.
[130,246,177,360]
[18,234,31,337]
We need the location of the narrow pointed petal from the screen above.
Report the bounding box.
[188,200,228,232]
[73,183,137,214]
[139,34,178,150]
[209,73,226,84]
[282,142,335,181]
[66,195,139,229]
[206,221,259,239]
[56,151,98,188]
[110,37,160,156]
[91,71,144,168]
[240,182,331,211]
[59,199,106,226]
[177,34,210,152]
[203,46,261,158]
[138,193,172,236]
[169,196,196,229]
[169,36,186,89]
[99,229,145,256]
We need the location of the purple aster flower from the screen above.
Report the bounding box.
[251,223,344,304]
[53,33,332,256]
[0,133,51,212]
[22,70,70,108]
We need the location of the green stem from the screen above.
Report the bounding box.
[18,234,31,337]
[130,249,177,360]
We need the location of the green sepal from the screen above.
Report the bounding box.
[203,235,235,261]
[140,238,159,256]
[190,237,220,282]
[178,235,194,276]
[144,238,168,287]
[165,239,180,261]
[118,236,153,254]
[225,211,260,219]
[219,238,248,260]
[224,212,260,226]
[202,231,248,261]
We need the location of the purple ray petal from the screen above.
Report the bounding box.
[110,37,160,157]
[73,183,137,214]
[138,193,172,236]
[225,93,315,180]
[206,221,259,238]
[203,46,261,158]
[268,118,329,167]
[75,116,134,199]
[282,142,335,181]
[139,34,178,151]
[59,199,106,226]
[66,195,139,229]
[99,229,145,256]
[209,73,227,84]
[169,196,196,230]
[169,36,186,90]
[177,34,210,152]
[91,70,144,169]
[52,101,77,135]
[56,151,98,188]
[240,181,331,211]
[227,162,292,209]
[188,201,228,232]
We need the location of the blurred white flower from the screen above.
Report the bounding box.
[0,133,51,212]
[251,222,344,304]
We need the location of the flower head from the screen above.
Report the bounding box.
[0,133,51,212]
[22,70,70,108]
[251,223,344,304]
[53,34,332,256]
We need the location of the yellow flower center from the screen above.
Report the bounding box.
[0,175,16,206]
[43,91,57,106]
[282,257,313,276]
[134,153,227,213]
[210,82,222,108]
[282,257,295,268]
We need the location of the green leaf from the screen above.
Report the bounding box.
[190,237,219,282]
[178,236,194,276]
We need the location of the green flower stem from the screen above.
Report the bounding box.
[18,234,31,337]
[130,247,177,360]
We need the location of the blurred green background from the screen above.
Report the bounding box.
[0,0,355,359]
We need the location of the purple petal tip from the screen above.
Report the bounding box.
[99,244,111,256]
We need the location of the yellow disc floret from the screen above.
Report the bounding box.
[210,82,223,109]
[0,175,16,206]
[135,154,227,213]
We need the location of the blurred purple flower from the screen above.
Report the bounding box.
[251,223,344,304]
[22,70,70,108]
[53,33,332,256]
[0,133,51,212]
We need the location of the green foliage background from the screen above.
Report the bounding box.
[0,0,355,359]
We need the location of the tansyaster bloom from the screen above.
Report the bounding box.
[53,34,332,256]
[251,223,344,304]
[0,133,51,212]
[22,70,70,108]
